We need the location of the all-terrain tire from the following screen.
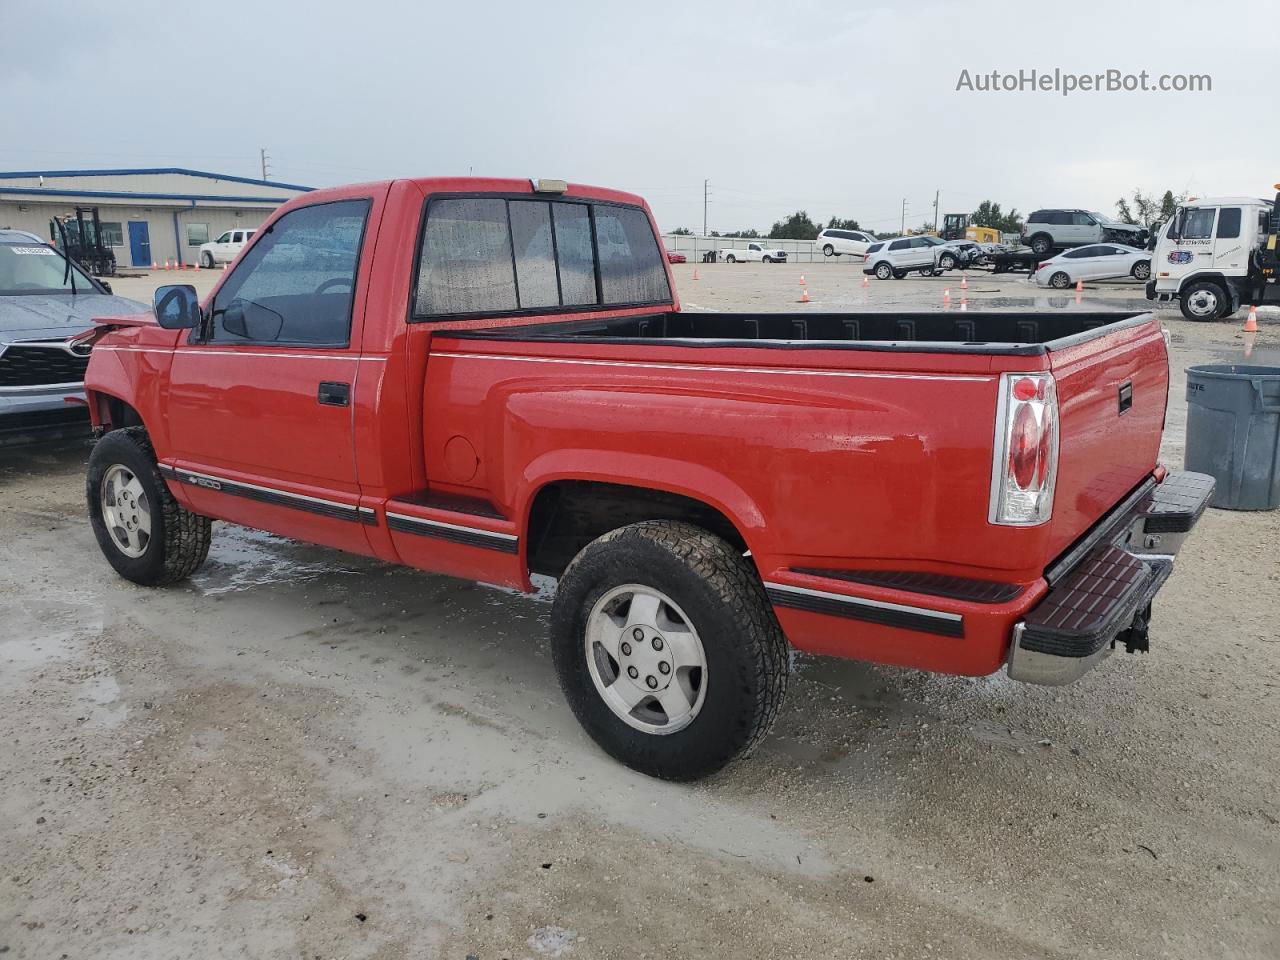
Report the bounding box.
[550,520,789,781]
[87,427,212,586]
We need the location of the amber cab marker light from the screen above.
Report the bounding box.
[533,178,568,194]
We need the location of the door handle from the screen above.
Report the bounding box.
[318,382,350,407]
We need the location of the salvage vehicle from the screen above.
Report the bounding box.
[1146,192,1277,321]
[816,228,877,257]
[722,241,787,263]
[1033,244,1151,288]
[1022,209,1148,256]
[862,235,943,278]
[0,229,143,445]
[80,176,1214,781]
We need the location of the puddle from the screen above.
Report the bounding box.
[79,674,128,729]
[192,525,358,595]
[0,593,104,670]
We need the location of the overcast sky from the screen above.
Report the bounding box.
[3,0,1273,235]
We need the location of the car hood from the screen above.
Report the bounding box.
[0,292,149,343]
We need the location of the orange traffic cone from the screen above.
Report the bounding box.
[1244,305,1259,332]
[800,288,811,303]
[862,274,869,289]
[799,274,806,286]
[151,261,158,271]
[943,288,951,302]
[1075,278,1084,293]
[960,274,968,290]
[692,268,700,280]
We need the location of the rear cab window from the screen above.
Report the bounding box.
[413,195,670,320]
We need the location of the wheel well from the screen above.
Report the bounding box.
[94,393,145,431]
[526,480,748,578]
[1178,272,1227,294]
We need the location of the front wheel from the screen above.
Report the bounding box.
[762,256,773,263]
[938,253,956,270]
[550,521,789,781]
[1180,280,1229,321]
[87,427,212,586]
[1131,260,1151,281]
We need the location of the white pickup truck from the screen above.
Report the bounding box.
[720,242,788,263]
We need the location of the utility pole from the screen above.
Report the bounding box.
[260,148,271,181]
[933,189,940,233]
[900,198,907,235]
[703,179,709,237]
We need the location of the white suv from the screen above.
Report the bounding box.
[861,236,940,279]
[816,228,877,257]
[198,228,257,268]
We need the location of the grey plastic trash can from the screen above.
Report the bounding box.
[1184,364,1280,510]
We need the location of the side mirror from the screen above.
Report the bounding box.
[219,298,284,342]
[153,284,200,329]
[98,280,113,294]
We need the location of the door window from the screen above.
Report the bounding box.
[215,232,232,243]
[232,231,244,243]
[1071,212,1095,226]
[209,199,370,346]
[1181,208,1216,239]
[888,239,909,251]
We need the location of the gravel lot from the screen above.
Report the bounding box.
[2,263,1277,959]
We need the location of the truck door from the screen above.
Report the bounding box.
[163,196,380,555]
[1210,206,1246,273]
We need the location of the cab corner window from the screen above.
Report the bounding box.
[415,198,517,316]
[209,199,369,346]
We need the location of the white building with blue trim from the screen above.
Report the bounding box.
[0,168,313,269]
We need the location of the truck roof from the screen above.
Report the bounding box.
[296,177,649,209]
[1180,196,1274,207]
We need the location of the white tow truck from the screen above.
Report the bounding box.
[1147,191,1279,321]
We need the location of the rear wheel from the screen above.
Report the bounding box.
[551,521,789,781]
[726,254,737,263]
[201,251,215,268]
[1049,271,1072,289]
[893,269,907,279]
[874,262,893,280]
[1180,280,1229,321]
[1029,234,1053,256]
[822,244,834,257]
[87,428,212,586]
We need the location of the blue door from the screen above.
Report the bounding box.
[127,221,151,267]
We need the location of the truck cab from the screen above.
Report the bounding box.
[198,228,257,268]
[1147,195,1275,321]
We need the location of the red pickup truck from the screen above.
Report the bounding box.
[81,177,1213,780]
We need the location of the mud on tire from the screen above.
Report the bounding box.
[550,520,789,781]
[87,427,212,586]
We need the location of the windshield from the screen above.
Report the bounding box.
[0,243,98,295]
[1090,211,1123,226]
[919,236,943,245]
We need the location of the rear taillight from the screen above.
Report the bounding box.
[989,372,1058,525]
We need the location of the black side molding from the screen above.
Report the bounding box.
[793,568,1022,605]
[158,463,376,525]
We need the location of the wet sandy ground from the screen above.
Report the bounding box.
[2,264,1278,959]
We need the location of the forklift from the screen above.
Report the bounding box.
[49,206,117,277]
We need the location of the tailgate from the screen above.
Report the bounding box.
[1043,317,1169,559]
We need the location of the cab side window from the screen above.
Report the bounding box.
[1182,208,1216,240]
[1216,208,1241,239]
[209,199,370,347]
[216,232,232,244]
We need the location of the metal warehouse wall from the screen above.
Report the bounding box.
[0,201,279,268]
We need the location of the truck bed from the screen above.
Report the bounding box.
[444,310,1153,355]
